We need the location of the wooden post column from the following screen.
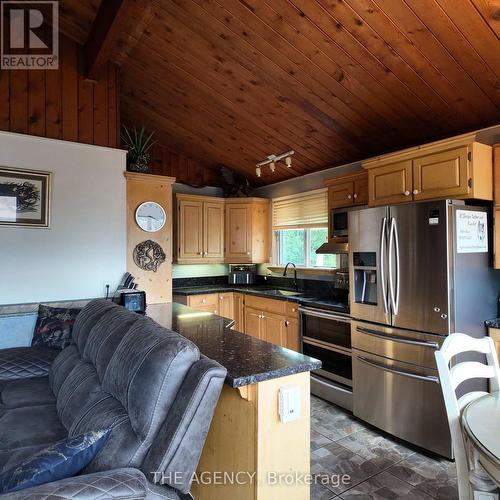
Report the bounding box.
[125,172,175,304]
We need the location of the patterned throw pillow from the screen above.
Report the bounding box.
[0,429,110,494]
[31,305,81,350]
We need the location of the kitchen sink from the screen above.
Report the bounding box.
[263,289,302,297]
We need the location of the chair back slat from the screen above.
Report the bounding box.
[450,362,496,390]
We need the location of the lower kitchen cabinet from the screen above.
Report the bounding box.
[175,292,301,351]
[243,306,262,339]
[285,318,300,352]
[217,292,234,320]
[233,293,244,331]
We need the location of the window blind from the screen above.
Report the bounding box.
[272,188,328,229]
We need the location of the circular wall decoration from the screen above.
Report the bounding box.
[135,201,166,232]
[133,239,166,272]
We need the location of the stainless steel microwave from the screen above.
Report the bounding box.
[331,208,349,238]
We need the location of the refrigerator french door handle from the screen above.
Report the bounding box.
[379,217,388,314]
[356,326,439,349]
[388,218,397,315]
[393,218,400,315]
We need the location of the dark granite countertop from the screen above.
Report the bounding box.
[173,284,309,303]
[146,302,321,388]
[173,284,351,314]
[486,318,500,328]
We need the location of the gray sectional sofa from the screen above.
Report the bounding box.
[0,299,227,499]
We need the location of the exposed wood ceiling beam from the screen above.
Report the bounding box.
[83,0,154,80]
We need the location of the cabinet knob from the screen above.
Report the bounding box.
[404,190,410,196]
[285,321,290,326]
[413,189,419,195]
[247,252,250,255]
[353,193,358,199]
[198,252,202,255]
[202,299,206,304]
[347,194,352,199]
[219,296,224,300]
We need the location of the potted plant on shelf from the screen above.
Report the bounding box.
[121,125,157,173]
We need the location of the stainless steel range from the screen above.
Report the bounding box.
[300,272,353,410]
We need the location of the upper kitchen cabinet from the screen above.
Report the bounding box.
[175,194,224,264]
[324,172,369,209]
[225,198,270,264]
[363,133,493,207]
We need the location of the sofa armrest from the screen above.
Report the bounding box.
[0,468,155,499]
[0,346,58,380]
[141,356,226,494]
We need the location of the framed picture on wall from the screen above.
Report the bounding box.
[0,167,51,228]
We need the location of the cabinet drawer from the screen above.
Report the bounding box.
[244,295,287,315]
[188,294,219,308]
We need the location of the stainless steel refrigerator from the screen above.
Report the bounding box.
[348,199,498,458]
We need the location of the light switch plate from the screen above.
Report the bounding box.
[278,385,301,423]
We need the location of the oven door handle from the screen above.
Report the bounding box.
[356,356,439,384]
[303,337,352,356]
[298,307,351,323]
[356,326,439,349]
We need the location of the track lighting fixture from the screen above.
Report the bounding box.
[255,150,294,177]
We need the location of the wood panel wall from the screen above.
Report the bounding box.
[0,34,119,148]
[150,143,221,187]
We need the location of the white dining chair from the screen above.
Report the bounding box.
[435,333,500,500]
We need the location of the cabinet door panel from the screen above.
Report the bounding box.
[368,161,413,206]
[328,182,354,208]
[204,201,225,260]
[262,312,286,347]
[244,307,262,339]
[178,200,203,261]
[285,319,300,352]
[353,175,368,205]
[218,292,234,321]
[233,293,244,331]
[225,204,251,262]
[413,147,469,201]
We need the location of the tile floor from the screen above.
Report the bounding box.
[310,396,458,499]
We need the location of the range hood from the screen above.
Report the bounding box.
[315,238,348,254]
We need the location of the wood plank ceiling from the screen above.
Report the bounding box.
[60,0,500,185]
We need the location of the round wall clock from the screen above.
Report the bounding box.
[135,201,166,232]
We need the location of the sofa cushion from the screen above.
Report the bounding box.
[0,403,67,453]
[0,376,54,409]
[0,346,58,381]
[31,305,81,351]
[0,429,110,494]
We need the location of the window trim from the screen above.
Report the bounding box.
[273,226,336,269]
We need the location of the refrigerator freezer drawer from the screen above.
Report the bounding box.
[352,320,444,370]
[352,349,452,458]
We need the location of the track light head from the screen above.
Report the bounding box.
[285,156,292,167]
[256,166,262,177]
[269,161,276,172]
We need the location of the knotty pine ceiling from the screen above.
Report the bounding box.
[60,0,500,185]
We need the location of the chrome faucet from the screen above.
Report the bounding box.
[283,262,298,290]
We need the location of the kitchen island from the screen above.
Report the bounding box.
[147,302,321,500]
